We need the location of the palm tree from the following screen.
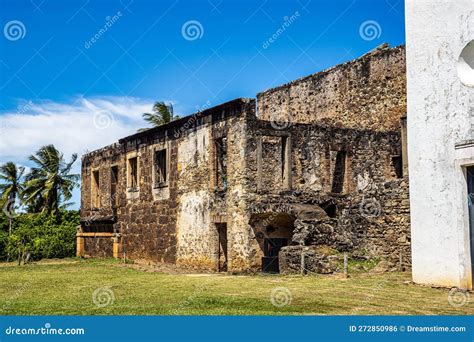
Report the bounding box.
[0,162,25,234]
[22,145,79,215]
[142,101,178,127]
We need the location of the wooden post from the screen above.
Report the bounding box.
[113,236,122,259]
[76,236,85,257]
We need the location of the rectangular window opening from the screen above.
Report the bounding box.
[281,136,291,189]
[215,137,227,190]
[331,151,346,193]
[128,157,138,189]
[110,166,118,207]
[92,170,100,208]
[154,149,167,187]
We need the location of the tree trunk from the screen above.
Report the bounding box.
[6,217,12,262]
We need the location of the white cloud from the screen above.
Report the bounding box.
[0,96,155,209]
[0,96,154,163]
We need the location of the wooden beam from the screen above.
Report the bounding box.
[76,232,114,237]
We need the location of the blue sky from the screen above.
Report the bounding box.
[0,0,405,209]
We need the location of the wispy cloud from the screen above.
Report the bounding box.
[0,96,155,209]
[0,96,154,165]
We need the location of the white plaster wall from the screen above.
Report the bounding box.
[175,126,216,268]
[176,190,216,266]
[177,128,208,174]
[406,0,474,288]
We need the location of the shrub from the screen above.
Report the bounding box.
[0,212,9,233]
[0,230,7,260]
[0,210,79,262]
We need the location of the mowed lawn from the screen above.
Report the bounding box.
[0,258,472,315]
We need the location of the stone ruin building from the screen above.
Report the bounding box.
[77,44,410,274]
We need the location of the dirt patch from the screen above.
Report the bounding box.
[115,259,217,275]
[0,258,80,268]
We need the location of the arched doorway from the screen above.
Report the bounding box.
[250,212,296,273]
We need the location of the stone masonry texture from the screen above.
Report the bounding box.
[78,44,409,274]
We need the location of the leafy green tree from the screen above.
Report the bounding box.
[142,101,178,127]
[22,145,79,215]
[0,162,25,234]
[0,210,79,262]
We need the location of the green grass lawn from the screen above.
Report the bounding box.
[0,258,472,315]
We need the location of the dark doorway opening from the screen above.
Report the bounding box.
[262,238,288,273]
[467,166,474,282]
[321,200,337,218]
[217,223,228,272]
[391,155,403,179]
[250,212,295,274]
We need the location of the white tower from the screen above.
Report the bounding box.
[406,0,474,289]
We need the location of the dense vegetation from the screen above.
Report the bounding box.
[0,210,79,262]
[0,144,80,262]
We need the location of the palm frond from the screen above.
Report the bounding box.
[22,144,79,214]
[142,101,177,128]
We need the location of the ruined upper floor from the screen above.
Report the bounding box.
[81,44,407,218]
[257,44,406,131]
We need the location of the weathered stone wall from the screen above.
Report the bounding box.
[257,44,406,132]
[79,45,410,274]
[80,143,123,220]
[80,135,178,263]
[279,245,341,274]
[80,99,256,270]
[83,236,114,258]
[241,117,410,272]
